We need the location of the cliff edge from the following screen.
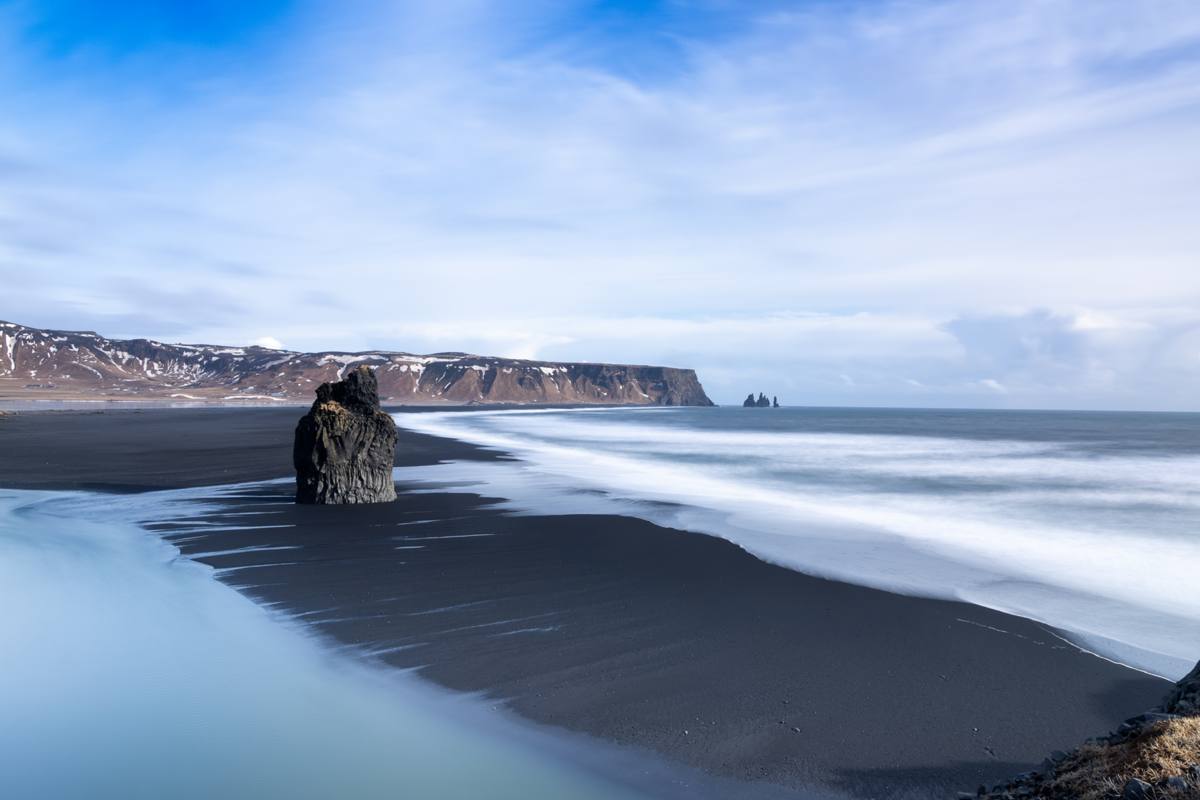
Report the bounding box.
[0,320,714,406]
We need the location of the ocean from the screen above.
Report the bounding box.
[394,406,1200,680]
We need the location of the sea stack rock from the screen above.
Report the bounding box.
[293,365,397,504]
[743,392,776,407]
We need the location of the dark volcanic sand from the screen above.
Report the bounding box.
[0,409,1170,799]
[0,407,493,492]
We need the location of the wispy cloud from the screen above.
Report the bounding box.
[1,0,1198,407]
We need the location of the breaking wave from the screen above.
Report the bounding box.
[394,406,1200,679]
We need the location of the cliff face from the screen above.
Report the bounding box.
[0,320,714,406]
[386,358,713,406]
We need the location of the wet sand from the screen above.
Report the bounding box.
[0,408,1170,798]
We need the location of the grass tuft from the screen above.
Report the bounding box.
[1045,718,1200,799]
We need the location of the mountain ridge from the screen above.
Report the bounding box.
[0,320,713,406]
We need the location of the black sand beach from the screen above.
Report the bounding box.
[0,406,491,492]
[0,408,1170,799]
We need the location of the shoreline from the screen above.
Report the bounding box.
[0,408,1171,798]
[2,486,782,800]
[0,397,697,411]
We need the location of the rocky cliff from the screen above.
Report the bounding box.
[294,366,397,504]
[0,320,713,406]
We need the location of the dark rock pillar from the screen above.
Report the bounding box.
[293,365,398,504]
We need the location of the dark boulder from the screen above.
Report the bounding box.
[1123,778,1152,800]
[773,395,779,408]
[294,365,397,504]
[1164,776,1190,792]
[743,393,757,407]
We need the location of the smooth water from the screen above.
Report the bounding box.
[394,406,1200,679]
[0,488,670,800]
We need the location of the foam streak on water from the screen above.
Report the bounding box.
[393,407,1200,679]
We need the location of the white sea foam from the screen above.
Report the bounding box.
[394,408,1200,679]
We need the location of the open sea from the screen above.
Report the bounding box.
[395,406,1200,680]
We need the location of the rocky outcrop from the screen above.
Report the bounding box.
[293,366,397,504]
[0,320,714,406]
[969,660,1200,800]
[743,392,773,408]
[1162,662,1200,717]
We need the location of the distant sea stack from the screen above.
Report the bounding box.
[743,392,775,408]
[294,366,398,504]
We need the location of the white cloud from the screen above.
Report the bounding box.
[2,1,1199,408]
[1069,310,1147,333]
[251,336,284,350]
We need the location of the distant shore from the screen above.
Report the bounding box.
[0,407,1169,798]
[0,396,689,412]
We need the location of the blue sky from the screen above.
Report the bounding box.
[2,0,1200,409]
